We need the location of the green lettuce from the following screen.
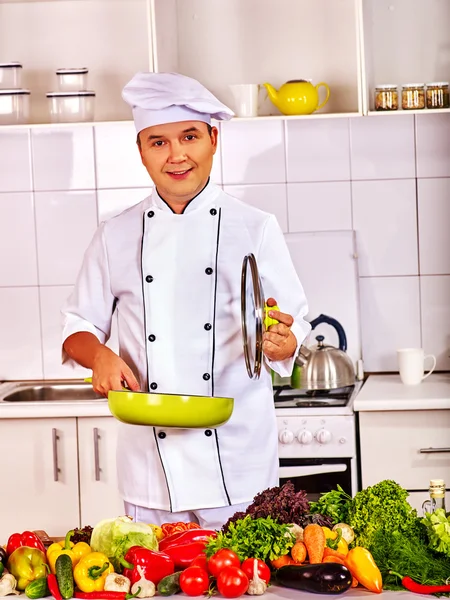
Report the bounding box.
[422,508,450,556]
[90,516,158,570]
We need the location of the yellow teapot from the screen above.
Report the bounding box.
[263,79,330,115]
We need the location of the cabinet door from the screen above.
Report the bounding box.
[78,417,124,526]
[0,418,79,541]
[359,410,450,490]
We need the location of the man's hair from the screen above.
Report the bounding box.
[136,123,213,148]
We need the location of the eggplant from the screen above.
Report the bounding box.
[0,547,7,565]
[276,563,353,595]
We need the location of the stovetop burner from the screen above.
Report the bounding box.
[274,385,355,408]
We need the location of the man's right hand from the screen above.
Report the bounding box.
[92,346,140,397]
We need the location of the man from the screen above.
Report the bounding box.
[62,72,310,529]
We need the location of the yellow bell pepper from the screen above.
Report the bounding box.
[47,531,76,574]
[74,552,114,593]
[47,531,91,573]
[322,526,349,556]
[345,546,383,593]
[148,524,164,542]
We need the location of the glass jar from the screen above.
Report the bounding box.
[422,479,446,515]
[402,84,425,110]
[374,85,398,111]
[426,82,449,109]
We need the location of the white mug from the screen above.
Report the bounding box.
[229,84,260,117]
[397,348,436,385]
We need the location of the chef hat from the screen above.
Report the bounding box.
[122,72,234,134]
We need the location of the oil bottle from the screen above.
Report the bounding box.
[422,479,446,515]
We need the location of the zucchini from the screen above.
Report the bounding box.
[276,563,353,595]
[25,577,50,599]
[157,571,182,596]
[55,554,74,599]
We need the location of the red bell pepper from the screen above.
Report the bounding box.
[159,529,216,552]
[6,532,46,556]
[163,542,209,570]
[120,546,174,585]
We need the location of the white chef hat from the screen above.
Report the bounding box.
[122,72,234,134]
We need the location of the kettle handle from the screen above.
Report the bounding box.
[309,314,347,352]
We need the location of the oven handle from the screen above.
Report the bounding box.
[279,464,347,478]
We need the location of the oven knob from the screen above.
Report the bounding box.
[316,429,332,444]
[298,430,313,445]
[279,429,294,444]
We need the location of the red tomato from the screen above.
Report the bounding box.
[208,549,240,578]
[180,566,210,597]
[240,558,271,584]
[217,566,249,598]
[190,553,208,570]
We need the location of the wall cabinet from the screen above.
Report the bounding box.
[0,416,123,542]
[0,0,449,124]
[359,409,450,514]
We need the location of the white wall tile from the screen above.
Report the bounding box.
[98,188,152,222]
[359,277,421,371]
[420,276,450,370]
[418,178,450,275]
[0,192,38,286]
[286,119,350,182]
[32,126,95,191]
[286,232,361,365]
[352,179,418,276]
[287,182,352,232]
[40,286,90,379]
[416,113,450,178]
[221,120,285,184]
[350,115,415,180]
[95,122,152,189]
[224,184,288,232]
[0,128,32,192]
[0,287,43,379]
[35,191,98,286]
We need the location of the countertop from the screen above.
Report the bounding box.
[354,373,450,412]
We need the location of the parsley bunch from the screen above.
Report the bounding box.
[205,515,295,562]
[309,484,352,524]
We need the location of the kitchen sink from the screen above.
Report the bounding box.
[0,380,104,402]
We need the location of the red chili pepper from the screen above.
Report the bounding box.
[6,531,46,556]
[48,574,63,600]
[120,546,174,585]
[159,529,216,551]
[75,592,126,600]
[163,541,209,570]
[391,572,450,594]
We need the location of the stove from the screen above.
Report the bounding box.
[274,382,363,499]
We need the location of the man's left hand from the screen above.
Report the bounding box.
[262,297,297,362]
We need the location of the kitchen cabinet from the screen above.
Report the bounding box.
[358,409,450,514]
[77,417,124,526]
[0,417,80,541]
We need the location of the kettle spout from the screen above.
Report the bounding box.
[296,344,311,367]
[263,83,280,110]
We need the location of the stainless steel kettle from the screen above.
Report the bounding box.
[295,314,355,390]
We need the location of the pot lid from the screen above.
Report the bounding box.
[241,253,264,379]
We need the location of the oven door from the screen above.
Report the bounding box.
[279,457,353,501]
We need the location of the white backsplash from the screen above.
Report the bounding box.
[1,113,450,380]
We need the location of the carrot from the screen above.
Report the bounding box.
[271,555,295,569]
[323,546,347,560]
[303,524,326,564]
[291,541,307,563]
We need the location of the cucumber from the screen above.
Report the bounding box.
[25,577,50,599]
[157,571,182,596]
[55,554,74,600]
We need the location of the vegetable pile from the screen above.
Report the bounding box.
[1,477,449,598]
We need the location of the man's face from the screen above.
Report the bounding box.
[138,121,218,202]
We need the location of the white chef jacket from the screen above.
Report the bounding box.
[62,182,310,512]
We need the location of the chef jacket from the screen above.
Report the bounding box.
[62,182,310,512]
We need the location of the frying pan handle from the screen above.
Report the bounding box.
[309,314,347,352]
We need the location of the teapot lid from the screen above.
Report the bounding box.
[286,79,312,84]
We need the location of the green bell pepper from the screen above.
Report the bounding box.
[7,547,48,590]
